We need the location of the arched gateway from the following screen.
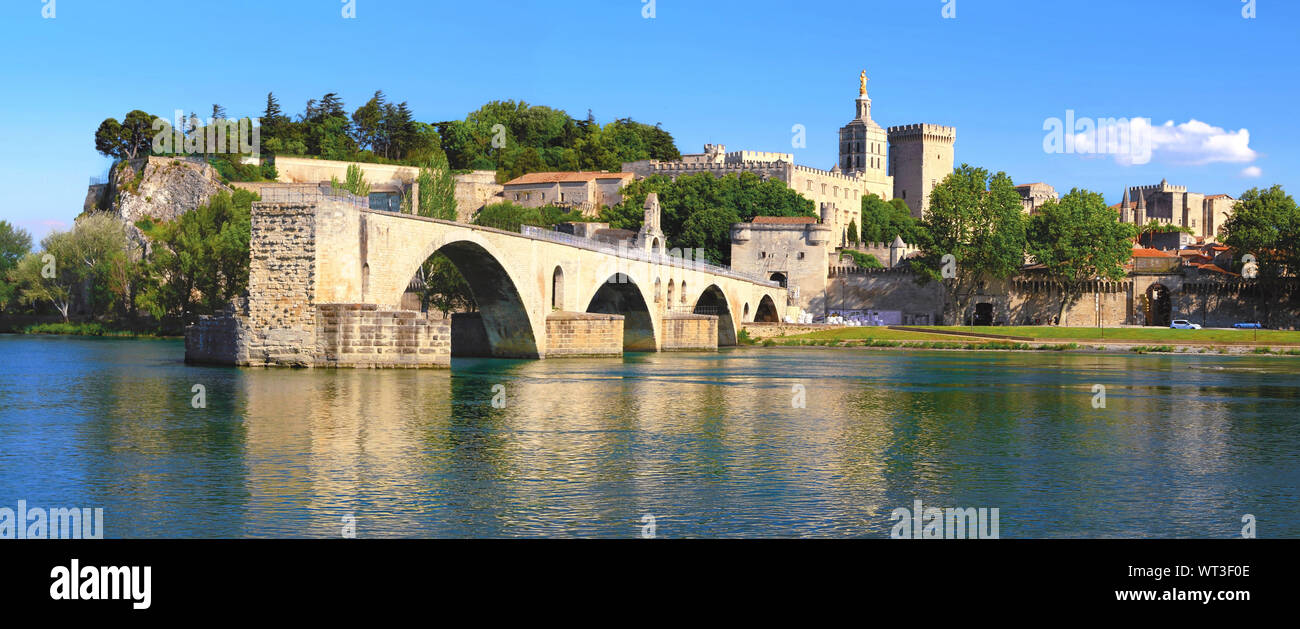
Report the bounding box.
[185,198,785,367]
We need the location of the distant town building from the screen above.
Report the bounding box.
[1014,182,1059,214]
[500,171,634,216]
[627,71,957,249]
[1114,179,1235,241]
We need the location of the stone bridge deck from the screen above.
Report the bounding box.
[187,199,787,367]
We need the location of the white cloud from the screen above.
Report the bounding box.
[1081,118,1257,167]
[1148,119,1257,165]
[1241,165,1263,178]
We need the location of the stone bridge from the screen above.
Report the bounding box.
[186,195,786,367]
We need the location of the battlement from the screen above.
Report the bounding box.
[1130,182,1188,193]
[791,163,869,183]
[886,123,957,140]
[649,160,789,172]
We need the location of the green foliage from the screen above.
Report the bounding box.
[839,250,883,269]
[602,172,815,264]
[1219,185,1300,324]
[0,220,33,312]
[419,253,475,316]
[415,150,458,220]
[438,101,679,180]
[331,164,371,198]
[94,110,157,160]
[472,201,589,232]
[15,214,131,321]
[914,164,1027,324]
[860,193,923,244]
[135,190,255,323]
[1026,188,1138,324]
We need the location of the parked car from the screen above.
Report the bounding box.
[1170,320,1202,330]
[1233,321,1264,329]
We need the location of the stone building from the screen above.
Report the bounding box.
[1115,179,1235,241]
[1014,182,1059,214]
[500,171,634,216]
[886,123,957,219]
[625,72,957,249]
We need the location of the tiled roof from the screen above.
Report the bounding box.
[1131,248,1177,258]
[504,171,633,185]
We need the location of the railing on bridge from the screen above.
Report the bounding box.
[256,186,372,209]
[520,226,777,286]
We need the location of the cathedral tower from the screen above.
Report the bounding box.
[837,71,890,180]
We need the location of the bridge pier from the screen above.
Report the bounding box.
[659,313,719,351]
[544,312,624,357]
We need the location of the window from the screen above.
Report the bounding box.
[797,252,805,260]
[759,252,766,259]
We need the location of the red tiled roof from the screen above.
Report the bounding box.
[752,216,817,224]
[1131,248,1177,258]
[1192,263,1238,276]
[504,171,633,185]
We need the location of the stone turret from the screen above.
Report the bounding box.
[889,235,906,267]
[637,192,667,255]
[1136,189,1147,226]
[1121,187,1131,223]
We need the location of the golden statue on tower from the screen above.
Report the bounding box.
[859,70,868,96]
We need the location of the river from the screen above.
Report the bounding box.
[1,335,1296,538]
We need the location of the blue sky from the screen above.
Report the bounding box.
[1,0,1296,240]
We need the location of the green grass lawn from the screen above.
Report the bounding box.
[759,327,984,342]
[932,326,1300,345]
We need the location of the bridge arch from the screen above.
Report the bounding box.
[694,284,737,346]
[586,273,658,351]
[399,235,541,358]
[754,294,779,322]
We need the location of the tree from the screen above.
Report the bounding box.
[94,110,157,160]
[1026,188,1138,325]
[604,172,815,265]
[331,164,371,199]
[846,219,859,246]
[860,193,922,244]
[136,190,254,322]
[212,104,227,121]
[415,150,457,220]
[352,91,386,154]
[914,164,1027,325]
[0,220,33,312]
[16,214,131,321]
[1220,185,1300,325]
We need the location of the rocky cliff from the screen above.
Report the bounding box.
[86,156,232,224]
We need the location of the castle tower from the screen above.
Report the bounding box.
[838,71,890,179]
[637,192,667,256]
[1121,187,1131,223]
[1136,189,1147,227]
[887,123,956,220]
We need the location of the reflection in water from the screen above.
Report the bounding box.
[1,336,1297,538]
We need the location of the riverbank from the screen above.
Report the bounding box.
[1,321,179,338]
[741,323,1300,356]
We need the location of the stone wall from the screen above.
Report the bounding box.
[185,312,251,365]
[659,313,718,351]
[544,312,624,357]
[453,170,504,222]
[315,304,449,368]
